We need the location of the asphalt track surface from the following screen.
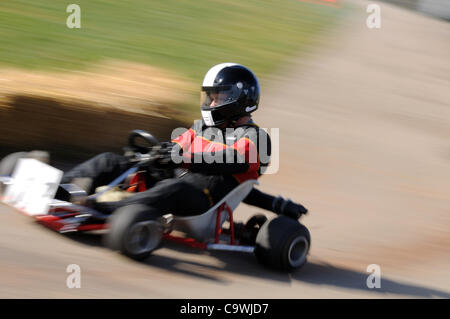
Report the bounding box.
[1,0,449,298]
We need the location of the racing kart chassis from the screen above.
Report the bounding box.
[0,130,311,271]
[2,173,311,271]
[35,179,263,255]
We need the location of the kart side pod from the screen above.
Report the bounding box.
[105,179,259,261]
[168,179,258,243]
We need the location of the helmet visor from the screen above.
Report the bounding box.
[200,85,242,109]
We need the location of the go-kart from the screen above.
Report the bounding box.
[0,130,311,272]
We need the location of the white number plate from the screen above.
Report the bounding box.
[3,159,63,216]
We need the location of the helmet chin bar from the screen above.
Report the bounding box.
[201,102,246,126]
[201,110,217,126]
[202,111,247,128]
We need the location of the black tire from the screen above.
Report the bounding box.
[105,204,163,261]
[254,216,311,272]
[0,152,29,176]
[239,214,268,245]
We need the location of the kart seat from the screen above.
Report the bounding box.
[168,179,258,242]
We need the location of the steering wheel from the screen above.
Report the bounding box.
[128,129,160,153]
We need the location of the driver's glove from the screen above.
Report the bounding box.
[272,196,308,220]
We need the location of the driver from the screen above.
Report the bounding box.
[61,63,307,219]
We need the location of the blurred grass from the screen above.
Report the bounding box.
[0,0,341,82]
[0,0,344,159]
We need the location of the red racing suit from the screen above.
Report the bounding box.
[171,119,271,186]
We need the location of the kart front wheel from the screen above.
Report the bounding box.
[105,204,163,261]
[254,216,310,272]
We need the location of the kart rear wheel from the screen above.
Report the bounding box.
[105,204,163,261]
[254,216,310,272]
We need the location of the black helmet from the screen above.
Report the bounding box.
[200,63,260,127]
